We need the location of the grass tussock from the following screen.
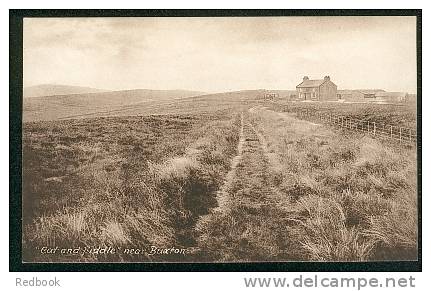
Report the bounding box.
[296,195,376,261]
[23,113,240,262]
[22,105,417,262]
[246,108,417,261]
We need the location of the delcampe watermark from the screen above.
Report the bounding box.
[244,275,416,290]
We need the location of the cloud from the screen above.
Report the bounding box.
[23,16,417,93]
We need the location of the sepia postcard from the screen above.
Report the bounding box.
[10,10,421,271]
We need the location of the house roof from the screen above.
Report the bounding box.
[296,79,326,88]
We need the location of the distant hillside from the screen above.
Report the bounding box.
[184,89,300,102]
[23,89,206,121]
[24,84,109,98]
[267,90,297,98]
[187,89,267,102]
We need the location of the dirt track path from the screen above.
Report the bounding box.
[214,113,245,211]
[231,114,282,207]
[197,110,295,261]
[213,111,282,211]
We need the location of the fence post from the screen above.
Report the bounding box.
[399,127,402,143]
[409,129,412,142]
[367,121,370,133]
[373,122,376,135]
[390,126,393,140]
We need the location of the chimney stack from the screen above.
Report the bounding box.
[303,76,309,81]
[324,76,330,81]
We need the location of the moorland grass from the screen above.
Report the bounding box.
[250,108,417,261]
[22,113,240,262]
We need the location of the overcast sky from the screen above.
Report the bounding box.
[23,16,417,93]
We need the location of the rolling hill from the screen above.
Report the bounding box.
[23,84,109,98]
[23,88,206,121]
[186,89,268,102]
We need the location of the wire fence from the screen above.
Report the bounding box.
[295,109,417,145]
